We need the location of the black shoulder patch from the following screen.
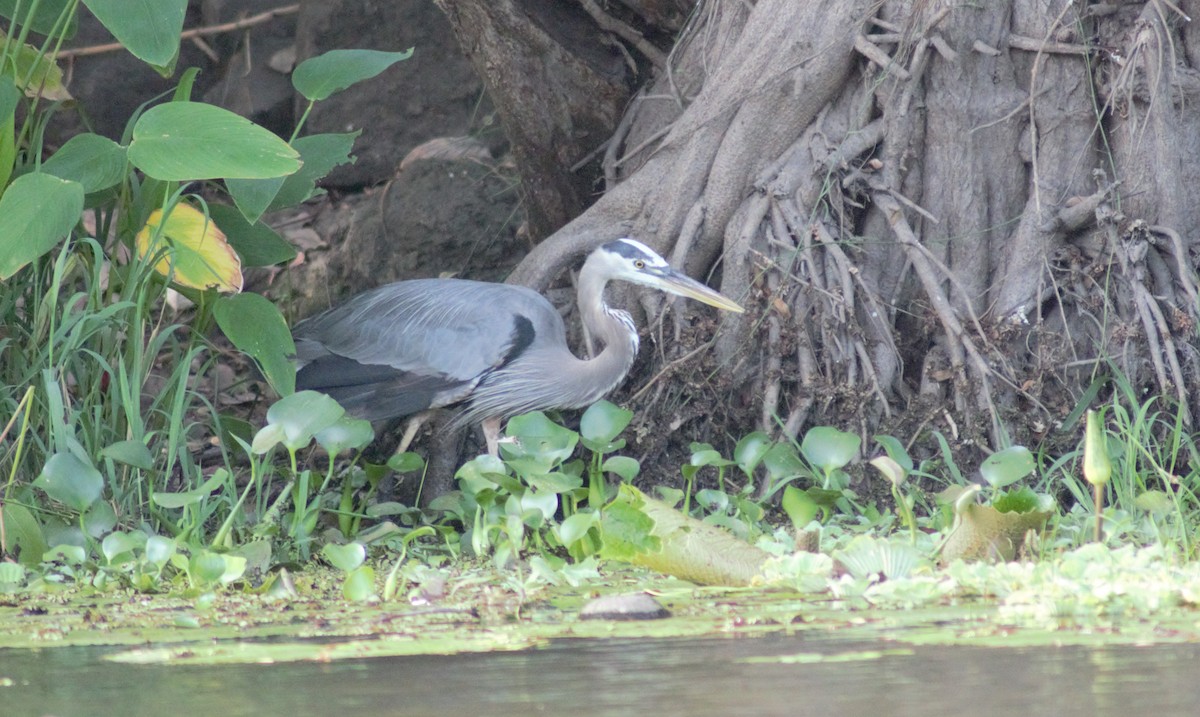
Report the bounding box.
[501,315,536,365]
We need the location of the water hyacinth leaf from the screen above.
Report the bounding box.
[250,423,287,455]
[100,439,155,470]
[873,434,914,472]
[34,452,103,511]
[145,536,176,567]
[1,503,48,568]
[206,203,296,267]
[689,443,731,468]
[0,0,78,38]
[781,485,818,529]
[869,455,907,488]
[342,566,376,602]
[503,412,578,466]
[580,400,632,444]
[42,133,126,193]
[83,0,185,67]
[979,446,1035,489]
[598,490,660,561]
[292,48,414,101]
[387,452,425,473]
[524,472,583,494]
[321,542,366,571]
[82,500,117,538]
[0,562,26,586]
[0,173,84,279]
[213,292,295,394]
[800,426,860,472]
[734,431,771,476]
[315,415,374,456]
[136,203,243,293]
[101,531,143,564]
[189,551,228,585]
[129,102,300,180]
[264,391,345,451]
[992,486,1053,514]
[602,455,640,482]
[151,470,227,509]
[559,512,599,546]
[762,442,807,482]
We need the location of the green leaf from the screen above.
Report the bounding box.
[151,471,227,509]
[82,500,117,538]
[873,434,914,472]
[601,455,640,482]
[145,536,176,567]
[82,0,186,67]
[781,485,818,529]
[315,416,374,456]
[292,48,414,101]
[559,512,598,546]
[0,173,84,279]
[100,439,154,470]
[733,432,771,476]
[321,542,366,571]
[387,452,425,473]
[579,400,632,444]
[598,495,661,561]
[0,77,19,125]
[1135,490,1173,516]
[206,203,296,268]
[524,472,583,494]
[992,486,1053,514]
[42,133,127,193]
[502,412,578,468]
[0,503,48,568]
[189,550,228,585]
[214,293,297,395]
[0,562,26,586]
[129,102,300,181]
[270,132,359,209]
[0,0,78,38]
[342,565,376,602]
[800,426,860,472]
[979,446,1035,490]
[261,391,345,452]
[224,175,285,225]
[762,442,807,482]
[34,452,102,511]
[689,445,731,468]
[101,531,143,564]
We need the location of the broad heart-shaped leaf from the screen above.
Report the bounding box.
[224,175,285,225]
[129,102,300,181]
[502,412,579,468]
[136,203,243,293]
[42,133,127,193]
[100,439,155,470]
[601,455,640,482]
[979,445,1035,489]
[733,431,771,477]
[315,415,374,456]
[82,0,185,67]
[781,485,818,529]
[800,426,860,473]
[34,452,103,512]
[292,48,414,101]
[263,390,345,452]
[342,565,376,602]
[206,203,296,268]
[0,0,78,38]
[321,542,366,572]
[270,132,359,209]
[213,292,296,395]
[580,400,632,444]
[0,173,83,279]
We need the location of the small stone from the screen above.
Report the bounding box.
[579,593,671,621]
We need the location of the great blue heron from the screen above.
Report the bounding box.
[292,238,743,454]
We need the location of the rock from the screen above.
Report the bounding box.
[579,593,671,621]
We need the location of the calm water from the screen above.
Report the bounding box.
[3,634,1198,717]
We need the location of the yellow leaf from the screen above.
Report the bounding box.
[0,31,73,101]
[136,204,243,293]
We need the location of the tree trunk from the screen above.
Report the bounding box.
[439,0,1200,466]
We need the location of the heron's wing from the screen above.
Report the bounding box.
[292,279,562,420]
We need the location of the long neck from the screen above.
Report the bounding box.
[572,255,639,404]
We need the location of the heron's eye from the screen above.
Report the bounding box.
[633,259,645,269]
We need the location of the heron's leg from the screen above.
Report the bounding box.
[396,412,430,455]
[482,417,502,457]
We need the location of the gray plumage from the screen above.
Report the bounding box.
[292,238,743,434]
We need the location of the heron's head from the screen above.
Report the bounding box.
[593,238,744,313]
